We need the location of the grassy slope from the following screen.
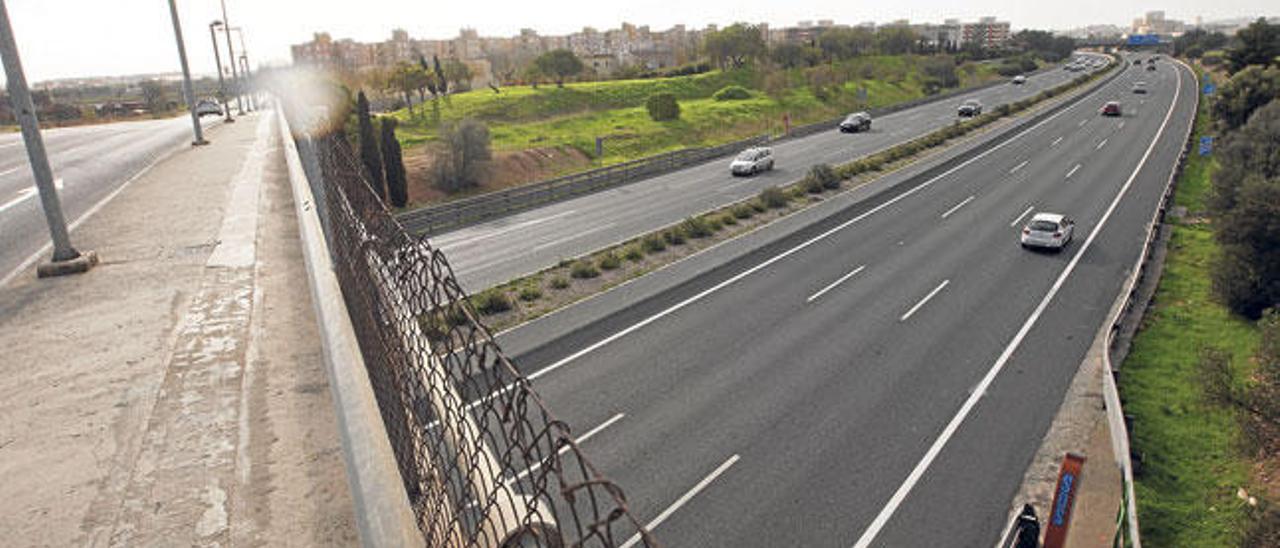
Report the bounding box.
[1122,70,1260,546]
[392,55,1001,166]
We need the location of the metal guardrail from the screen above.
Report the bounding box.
[281,97,655,547]
[1100,57,1200,548]
[398,60,1072,236]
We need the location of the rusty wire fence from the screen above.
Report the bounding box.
[293,123,654,547]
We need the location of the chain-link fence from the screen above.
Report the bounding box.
[294,123,654,547]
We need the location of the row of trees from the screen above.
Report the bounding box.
[1175,18,1280,73]
[355,91,409,207]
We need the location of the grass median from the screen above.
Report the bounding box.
[447,59,1118,335]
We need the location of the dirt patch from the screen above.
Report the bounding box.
[403,145,592,208]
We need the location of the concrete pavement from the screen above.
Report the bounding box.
[0,112,355,546]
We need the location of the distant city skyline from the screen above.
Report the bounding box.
[2,0,1275,83]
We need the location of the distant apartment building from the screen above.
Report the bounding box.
[1131,10,1188,35]
[961,17,1012,49]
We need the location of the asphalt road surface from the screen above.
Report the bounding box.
[0,115,220,284]
[493,54,1194,546]
[432,54,1113,291]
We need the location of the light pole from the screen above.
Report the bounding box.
[0,0,96,276]
[230,27,253,111]
[209,20,233,122]
[219,0,243,115]
[166,0,206,146]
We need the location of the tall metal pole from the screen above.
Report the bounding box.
[219,0,243,115]
[209,22,233,122]
[167,0,206,146]
[232,27,253,112]
[0,0,85,267]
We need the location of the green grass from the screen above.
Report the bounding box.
[1121,69,1261,547]
[391,55,1002,163]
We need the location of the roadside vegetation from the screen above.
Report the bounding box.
[1121,18,1280,546]
[450,62,1114,333]
[347,25,1077,209]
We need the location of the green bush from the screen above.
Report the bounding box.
[720,213,738,226]
[519,286,543,302]
[598,251,621,270]
[663,228,686,245]
[760,186,789,208]
[420,304,469,342]
[570,261,600,279]
[472,288,513,315]
[646,92,681,121]
[804,175,826,194]
[681,216,714,238]
[704,215,723,232]
[642,234,667,252]
[549,276,570,289]
[712,85,753,101]
[805,163,840,191]
[750,199,767,212]
[624,245,645,261]
[732,204,755,219]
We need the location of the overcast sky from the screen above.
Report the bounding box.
[4,0,1274,83]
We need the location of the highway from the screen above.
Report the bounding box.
[487,54,1195,546]
[0,115,220,284]
[430,55,1112,291]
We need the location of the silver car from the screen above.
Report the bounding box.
[1020,213,1075,250]
[730,147,774,176]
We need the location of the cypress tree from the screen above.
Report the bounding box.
[356,91,386,200]
[381,117,408,208]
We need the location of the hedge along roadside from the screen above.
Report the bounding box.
[460,54,1123,332]
[398,55,1099,236]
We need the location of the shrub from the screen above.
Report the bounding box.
[663,228,687,245]
[713,85,753,101]
[704,215,724,232]
[420,304,468,342]
[804,175,825,194]
[549,276,570,289]
[641,234,667,253]
[519,286,543,302]
[750,200,767,213]
[732,203,755,219]
[623,245,644,261]
[598,251,621,270]
[996,104,1013,116]
[720,213,738,226]
[682,216,714,238]
[759,186,789,208]
[570,261,600,279]
[646,92,681,121]
[472,288,513,315]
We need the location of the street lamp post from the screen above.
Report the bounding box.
[166,0,206,146]
[219,0,243,115]
[230,27,253,111]
[0,0,96,276]
[209,21,233,122]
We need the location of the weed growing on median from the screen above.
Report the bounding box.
[570,261,600,279]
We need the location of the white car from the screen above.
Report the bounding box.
[1021,212,1075,250]
[730,147,774,176]
[194,99,223,117]
[1012,75,1027,85]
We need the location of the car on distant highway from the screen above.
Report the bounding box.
[1011,74,1027,85]
[838,112,872,133]
[1132,59,1141,66]
[730,147,774,176]
[1132,81,1148,94]
[958,99,983,117]
[1100,101,1122,117]
[194,99,222,117]
[1146,63,1156,71]
[1020,213,1075,251]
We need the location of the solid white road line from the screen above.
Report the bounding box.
[1065,164,1081,179]
[851,53,1187,548]
[436,209,578,250]
[0,178,64,215]
[1009,160,1028,174]
[940,196,975,219]
[1009,206,1035,227]
[511,413,624,483]
[1050,136,1063,147]
[1096,138,1109,150]
[806,265,867,303]
[1078,119,1088,127]
[620,455,740,548]
[531,222,616,252]
[900,279,949,322]
[521,71,1120,384]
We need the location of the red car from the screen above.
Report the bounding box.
[1100,101,1122,117]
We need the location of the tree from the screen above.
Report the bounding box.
[1174,28,1229,58]
[533,50,584,87]
[356,91,386,200]
[703,23,767,69]
[443,59,474,91]
[645,92,680,121]
[140,80,166,113]
[875,27,918,55]
[1228,18,1280,73]
[433,55,449,95]
[388,63,420,114]
[435,119,491,192]
[380,117,408,207]
[419,56,440,98]
[921,56,960,94]
[817,27,875,60]
[770,43,809,69]
[1212,65,1280,131]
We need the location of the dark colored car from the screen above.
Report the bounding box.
[839,112,872,133]
[1147,64,1156,71]
[958,99,982,117]
[1101,101,1122,116]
